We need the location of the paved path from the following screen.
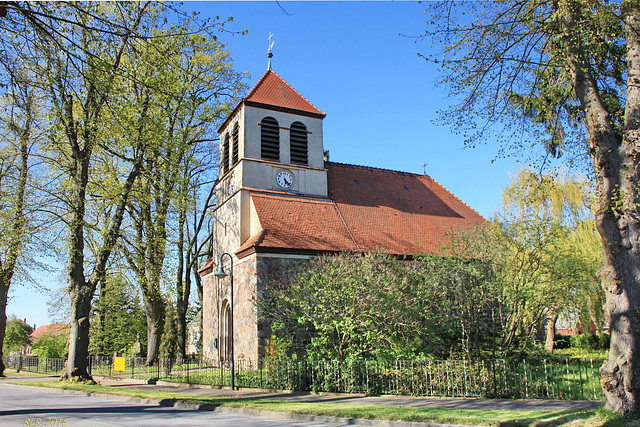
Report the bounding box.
[94,376,604,411]
[1,373,605,427]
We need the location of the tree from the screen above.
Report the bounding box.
[31,326,67,359]
[119,30,243,363]
[90,274,146,356]
[423,0,639,413]
[2,315,32,354]
[498,169,603,353]
[0,70,37,376]
[0,1,238,380]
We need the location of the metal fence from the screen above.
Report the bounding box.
[3,354,66,375]
[3,355,605,401]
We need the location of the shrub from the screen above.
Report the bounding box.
[571,333,609,350]
[553,334,571,350]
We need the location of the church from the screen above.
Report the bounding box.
[198,68,485,362]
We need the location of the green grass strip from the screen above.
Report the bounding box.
[6,380,618,426]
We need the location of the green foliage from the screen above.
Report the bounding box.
[89,275,146,356]
[3,315,32,353]
[31,328,67,359]
[571,333,610,351]
[260,252,499,361]
[494,169,603,352]
[423,1,624,160]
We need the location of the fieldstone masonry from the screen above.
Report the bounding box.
[202,253,310,362]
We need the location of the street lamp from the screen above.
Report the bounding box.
[214,252,234,390]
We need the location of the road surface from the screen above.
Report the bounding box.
[0,384,347,427]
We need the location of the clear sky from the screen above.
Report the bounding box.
[8,1,563,330]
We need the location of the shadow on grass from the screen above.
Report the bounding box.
[497,410,597,426]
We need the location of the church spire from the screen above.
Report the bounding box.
[267,33,274,71]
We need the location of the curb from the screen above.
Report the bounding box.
[2,383,486,427]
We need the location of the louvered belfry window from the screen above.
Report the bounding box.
[260,117,280,161]
[221,133,230,174]
[290,121,308,165]
[231,123,240,166]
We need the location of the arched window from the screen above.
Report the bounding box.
[260,117,280,161]
[221,133,230,175]
[220,300,232,362]
[231,123,240,166]
[290,121,308,165]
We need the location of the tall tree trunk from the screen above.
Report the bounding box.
[175,205,188,359]
[545,310,559,354]
[63,148,144,380]
[560,1,640,414]
[144,292,164,364]
[65,145,93,380]
[0,282,8,376]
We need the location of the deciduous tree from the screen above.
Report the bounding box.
[2,316,32,354]
[423,0,638,412]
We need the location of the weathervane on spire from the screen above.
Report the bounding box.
[267,33,275,70]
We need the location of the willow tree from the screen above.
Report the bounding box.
[424,0,640,413]
[498,169,603,352]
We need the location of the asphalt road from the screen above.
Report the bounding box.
[0,384,347,427]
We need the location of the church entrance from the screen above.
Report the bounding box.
[220,299,232,362]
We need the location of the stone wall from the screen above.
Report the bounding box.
[202,256,258,362]
[202,253,311,362]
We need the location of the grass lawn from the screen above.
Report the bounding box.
[7,380,632,426]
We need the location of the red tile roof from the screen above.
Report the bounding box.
[30,324,68,341]
[239,194,358,257]
[244,70,326,117]
[218,70,326,134]
[328,163,485,254]
[235,162,485,258]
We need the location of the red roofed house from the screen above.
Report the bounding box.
[26,323,68,355]
[198,69,485,362]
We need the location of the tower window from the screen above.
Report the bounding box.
[260,117,280,162]
[290,121,308,165]
[231,123,239,166]
[221,133,230,175]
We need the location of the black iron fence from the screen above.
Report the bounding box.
[3,355,605,401]
[3,354,66,375]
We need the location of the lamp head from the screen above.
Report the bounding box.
[214,266,228,279]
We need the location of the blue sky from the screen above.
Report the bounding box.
[9,1,558,330]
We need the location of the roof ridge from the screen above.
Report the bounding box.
[423,173,487,221]
[247,188,332,201]
[327,161,486,220]
[327,161,429,178]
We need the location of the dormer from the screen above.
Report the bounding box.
[217,70,328,199]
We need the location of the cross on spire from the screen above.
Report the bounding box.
[267,33,275,70]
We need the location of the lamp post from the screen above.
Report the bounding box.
[214,252,234,390]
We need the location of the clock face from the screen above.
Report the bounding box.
[276,170,294,189]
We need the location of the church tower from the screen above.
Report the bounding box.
[203,70,327,362]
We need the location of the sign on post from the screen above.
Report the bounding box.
[113,357,126,372]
